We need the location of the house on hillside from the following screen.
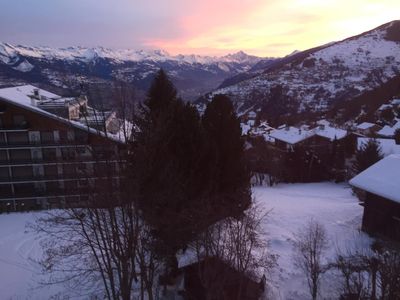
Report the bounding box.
[269,125,349,153]
[377,120,400,138]
[356,122,382,136]
[349,154,400,241]
[0,85,131,211]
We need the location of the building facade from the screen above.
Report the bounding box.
[0,85,127,211]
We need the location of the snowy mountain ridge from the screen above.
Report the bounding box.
[0,43,267,102]
[204,20,400,120]
[0,43,262,66]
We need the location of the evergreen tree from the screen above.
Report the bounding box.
[353,139,383,174]
[202,94,251,216]
[131,69,204,270]
[394,128,400,145]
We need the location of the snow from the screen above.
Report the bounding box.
[357,137,400,156]
[0,182,369,299]
[356,122,376,130]
[377,120,400,137]
[315,125,348,141]
[254,182,370,299]
[0,212,65,299]
[269,126,313,145]
[0,42,263,66]
[12,59,34,72]
[349,154,400,204]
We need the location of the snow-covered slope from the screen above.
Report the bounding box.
[0,183,370,299]
[0,43,266,101]
[205,20,400,117]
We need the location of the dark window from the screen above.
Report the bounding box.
[61,148,76,161]
[12,115,28,128]
[13,183,35,197]
[63,164,76,176]
[0,150,7,162]
[64,180,78,190]
[9,149,31,161]
[0,167,9,180]
[0,133,6,145]
[41,131,54,144]
[7,132,29,144]
[0,116,3,128]
[75,130,88,143]
[42,148,57,161]
[0,184,12,198]
[44,165,58,177]
[12,166,33,179]
[46,181,60,193]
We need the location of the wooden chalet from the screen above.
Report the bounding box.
[350,155,400,241]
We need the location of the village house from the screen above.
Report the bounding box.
[0,85,130,211]
[355,122,382,136]
[349,154,400,241]
[377,120,400,138]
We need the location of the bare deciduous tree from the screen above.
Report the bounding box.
[192,201,276,300]
[292,219,329,300]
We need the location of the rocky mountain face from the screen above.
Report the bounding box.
[0,44,266,104]
[202,21,400,123]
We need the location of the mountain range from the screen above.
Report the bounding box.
[0,43,268,103]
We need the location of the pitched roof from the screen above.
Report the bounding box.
[349,154,400,204]
[377,121,400,137]
[269,126,314,145]
[315,125,347,141]
[356,122,377,130]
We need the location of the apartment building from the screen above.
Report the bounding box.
[0,85,129,211]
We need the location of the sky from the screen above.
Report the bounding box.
[0,0,399,57]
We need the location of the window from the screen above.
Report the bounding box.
[0,150,7,162]
[0,133,6,145]
[44,165,58,177]
[0,167,9,180]
[12,166,33,179]
[7,132,29,144]
[42,148,57,161]
[13,183,35,197]
[9,149,31,161]
[41,131,54,144]
[12,115,27,128]
[0,184,12,197]
[61,148,76,161]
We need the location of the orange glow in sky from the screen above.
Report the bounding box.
[143,0,400,57]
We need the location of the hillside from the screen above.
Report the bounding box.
[202,20,400,122]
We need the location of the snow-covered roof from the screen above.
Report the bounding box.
[378,104,392,111]
[316,119,331,126]
[357,138,400,157]
[349,154,400,204]
[377,121,400,137]
[270,126,314,144]
[356,122,377,130]
[315,125,348,141]
[0,85,125,143]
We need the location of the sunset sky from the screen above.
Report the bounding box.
[0,0,399,57]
